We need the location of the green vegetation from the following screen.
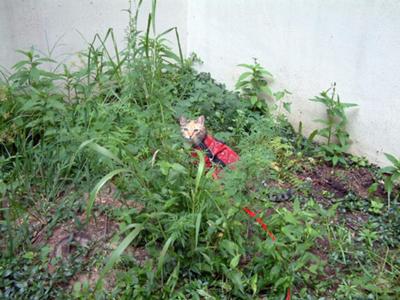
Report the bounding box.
[235,58,291,114]
[0,2,399,299]
[381,153,400,208]
[310,83,358,166]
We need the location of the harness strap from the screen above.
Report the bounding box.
[242,207,291,299]
[197,141,226,167]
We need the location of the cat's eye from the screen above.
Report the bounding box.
[183,128,188,131]
[194,129,199,132]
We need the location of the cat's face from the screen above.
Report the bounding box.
[179,115,207,145]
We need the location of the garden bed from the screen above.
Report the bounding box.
[0,5,399,299]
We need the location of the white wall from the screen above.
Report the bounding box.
[1,0,399,166]
[187,0,400,166]
[0,0,187,70]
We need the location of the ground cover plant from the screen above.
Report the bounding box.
[1,1,399,299]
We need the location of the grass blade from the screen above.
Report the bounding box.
[195,212,202,250]
[95,224,144,291]
[86,168,131,222]
[158,235,175,275]
[144,13,152,58]
[88,142,123,165]
[151,0,157,34]
[194,150,205,194]
[174,27,184,65]
[166,261,180,296]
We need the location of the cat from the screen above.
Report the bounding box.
[179,115,239,179]
[179,115,292,201]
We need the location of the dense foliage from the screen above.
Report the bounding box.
[1,2,399,299]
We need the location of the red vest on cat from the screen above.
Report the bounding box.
[192,134,240,178]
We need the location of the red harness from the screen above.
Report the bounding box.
[191,134,240,178]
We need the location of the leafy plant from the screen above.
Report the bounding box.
[380,152,400,208]
[310,83,358,166]
[235,58,291,114]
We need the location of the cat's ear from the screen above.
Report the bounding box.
[196,115,205,125]
[178,116,188,126]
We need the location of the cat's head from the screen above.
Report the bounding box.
[179,115,207,145]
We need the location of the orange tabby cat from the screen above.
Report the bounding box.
[179,115,240,178]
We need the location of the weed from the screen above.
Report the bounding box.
[380,153,400,208]
[310,83,358,166]
[235,58,291,115]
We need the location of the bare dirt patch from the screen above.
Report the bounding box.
[297,163,384,204]
[30,183,147,291]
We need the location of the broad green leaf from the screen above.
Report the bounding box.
[171,163,187,174]
[368,183,378,194]
[250,273,258,296]
[236,71,252,83]
[380,166,396,174]
[283,102,291,113]
[250,96,257,106]
[260,69,273,77]
[274,276,289,289]
[392,172,400,182]
[230,254,241,269]
[88,142,123,165]
[261,85,273,96]
[307,130,319,143]
[332,156,339,166]
[384,153,400,168]
[159,161,171,175]
[220,239,238,256]
[237,63,254,70]
[274,91,285,101]
[384,178,393,194]
[30,67,40,81]
[12,60,30,69]
[19,101,38,113]
[281,225,301,241]
[197,289,215,299]
[283,212,299,225]
[229,270,244,293]
[47,99,66,111]
[235,80,248,89]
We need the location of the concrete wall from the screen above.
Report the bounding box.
[1,0,399,165]
[0,0,187,70]
[187,0,400,166]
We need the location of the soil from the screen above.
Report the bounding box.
[297,163,384,204]
[30,183,147,291]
